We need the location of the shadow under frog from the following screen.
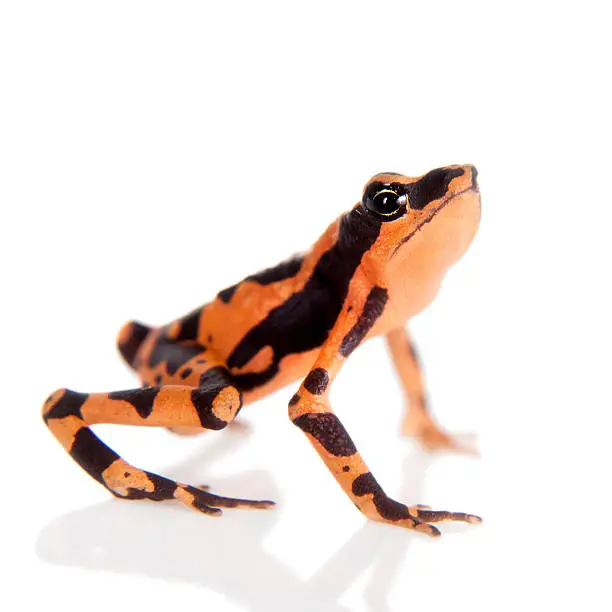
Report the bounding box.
[36,426,475,612]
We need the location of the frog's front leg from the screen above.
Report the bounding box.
[289,287,481,536]
[386,327,474,454]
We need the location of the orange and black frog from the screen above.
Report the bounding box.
[43,164,481,536]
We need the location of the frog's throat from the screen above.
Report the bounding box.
[390,186,479,258]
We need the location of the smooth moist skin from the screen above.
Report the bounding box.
[43,164,482,535]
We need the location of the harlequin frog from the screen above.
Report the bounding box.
[43,164,481,536]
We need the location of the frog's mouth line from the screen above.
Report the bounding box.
[391,186,479,258]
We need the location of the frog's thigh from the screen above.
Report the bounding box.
[167,362,243,435]
[139,341,237,435]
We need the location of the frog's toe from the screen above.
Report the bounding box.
[389,505,481,536]
[175,484,275,513]
[409,506,482,524]
[173,486,224,515]
[413,521,442,537]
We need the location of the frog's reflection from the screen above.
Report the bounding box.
[36,426,469,611]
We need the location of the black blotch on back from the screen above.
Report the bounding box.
[404,167,464,210]
[340,286,388,357]
[293,412,357,457]
[218,255,304,304]
[303,368,329,395]
[44,390,88,423]
[218,284,239,304]
[69,428,120,484]
[352,472,410,521]
[247,255,304,285]
[230,210,382,391]
[108,387,160,419]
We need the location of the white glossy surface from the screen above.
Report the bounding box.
[2,1,611,610]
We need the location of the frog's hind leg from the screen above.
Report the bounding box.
[386,326,476,455]
[42,369,274,514]
[135,334,235,437]
[117,320,152,369]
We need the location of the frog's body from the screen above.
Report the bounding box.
[43,164,481,536]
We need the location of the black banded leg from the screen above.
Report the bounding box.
[42,371,274,514]
[288,287,480,535]
[289,379,479,536]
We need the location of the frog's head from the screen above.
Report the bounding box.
[356,165,480,278]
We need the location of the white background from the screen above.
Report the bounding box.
[1,1,611,610]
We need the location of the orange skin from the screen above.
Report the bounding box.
[43,164,481,536]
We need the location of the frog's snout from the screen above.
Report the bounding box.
[469,165,478,190]
[454,164,478,194]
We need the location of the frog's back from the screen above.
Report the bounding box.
[120,216,362,401]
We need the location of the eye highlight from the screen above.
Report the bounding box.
[362,185,407,221]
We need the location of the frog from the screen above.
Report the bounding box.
[43,164,482,537]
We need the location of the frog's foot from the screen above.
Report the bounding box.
[104,461,275,515]
[350,469,481,536]
[362,495,481,537]
[174,485,276,514]
[406,507,482,537]
[402,412,477,456]
[369,504,481,537]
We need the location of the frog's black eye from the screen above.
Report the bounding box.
[362,186,407,221]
